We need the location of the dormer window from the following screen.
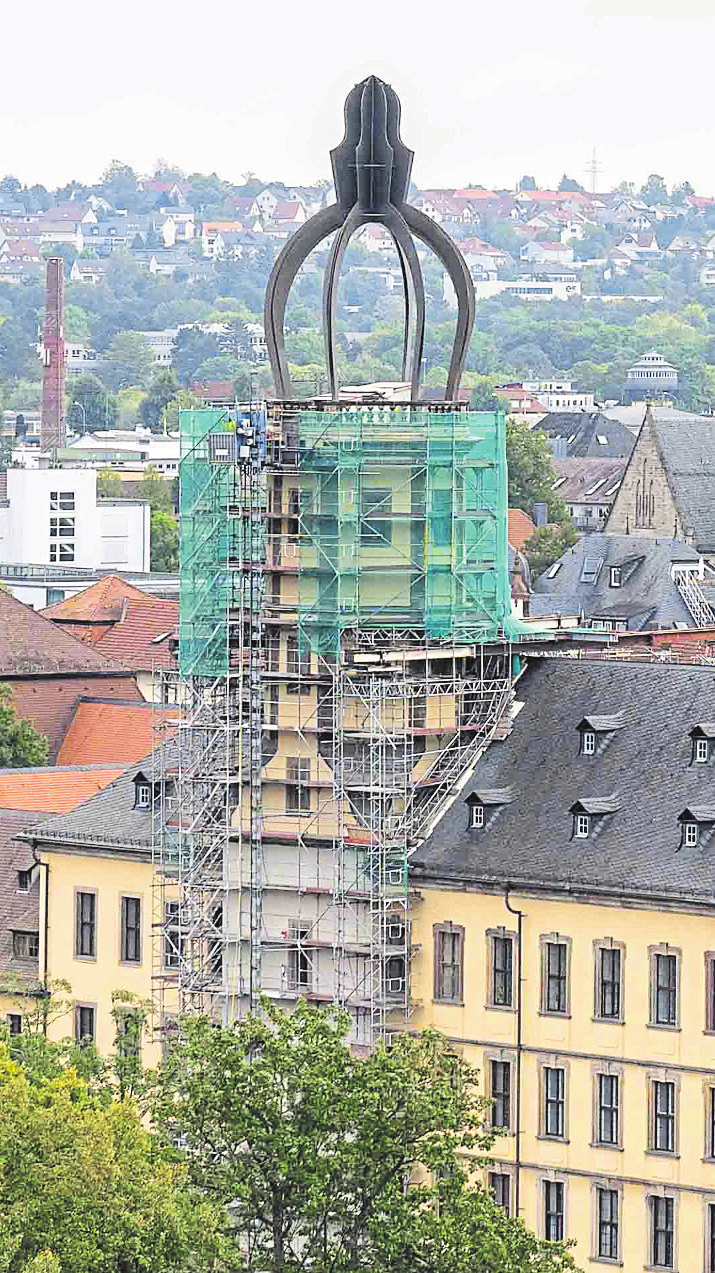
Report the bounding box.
[610,566,621,588]
[684,822,698,847]
[696,739,709,764]
[136,784,151,810]
[575,814,590,838]
[471,803,484,829]
[690,726,715,765]
[582,730,596,756]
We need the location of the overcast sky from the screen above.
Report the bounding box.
[4,0,715,194]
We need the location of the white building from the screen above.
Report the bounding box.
[523,379,595,412]
[143,330,178,365]
[68,428,180,474]
[444,274,580,306]
[0,469,150,573]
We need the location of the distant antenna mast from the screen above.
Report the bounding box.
[585,148,602,196]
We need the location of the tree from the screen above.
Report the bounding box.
[0,685,49,767]
[558,175,585,193]
[140,465,172,513]
[518,175,537,191]
[150,509,178,571]
[172,327,222,385]
[640,174,668,205]
[138,368,179,431]
[101,331,154,391]
[154,1000,575,1273]
[0,1045,233,1271]
[96,468,124,499]
[614,180,635,196]
[524,521,579,580]
[67,373,117,432]
[506,417,569,521]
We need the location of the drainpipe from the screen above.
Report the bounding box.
[504,886,525,1219]
[32,847,50,1037]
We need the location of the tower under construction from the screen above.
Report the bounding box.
[153,76,532,1043]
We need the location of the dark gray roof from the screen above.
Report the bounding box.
[531,533,699,630]
[580,712,626,731]
[570,793,622,814]
[539,412,636,459]
[24,755,157,852]
[0,809,46,985]
[411,660,715,903]
[650,410,715,551]
[471,786,515,806]
[552,457,627,503]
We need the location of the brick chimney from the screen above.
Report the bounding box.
[40,257,66,451]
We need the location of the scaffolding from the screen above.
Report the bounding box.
[154,401,522,1042]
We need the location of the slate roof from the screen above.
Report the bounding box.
[56,698,180,766]
[0,763,125,812]
[551,457,627,503]
[648,409,715,551]
[538,411,636,459]
[530,533,699,629]
[0,809,45,984]
[411,660,715,904]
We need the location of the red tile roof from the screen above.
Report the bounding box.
[42,578,178,671]
[508,508,537,551]
[0,588,119,675]
[9,676,142,764]
[0,763,126,813]
[57,698,180,766]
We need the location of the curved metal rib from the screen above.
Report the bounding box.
[264,204,344,399]
[323,207,425,400]
[401,204,475,400]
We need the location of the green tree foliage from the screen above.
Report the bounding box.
[640,173,668,205]
[558,175,584,193]
[153,1000,576,1273]
[172,327,222,385]
[96,468,124,499]
[518,175,537,190]
[150,510,178,571]
[524,521,579,581]
[0,685,49,767]
[0,1045,233,1272]
[67,373,117,432]
[138,368,179,431]
[140,465,172,512]
[101,331,154,391]
[506,417,569,521]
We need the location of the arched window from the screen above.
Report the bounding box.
[635,480,641,525]
[649,480,655,527]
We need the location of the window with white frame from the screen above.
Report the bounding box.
[470,803,484,829]
[684,821,698,846]
[582,730,596,756]
[136,783,151,810]
[50,490,75,511]
[575,813,590,838]
[696,738,709,763]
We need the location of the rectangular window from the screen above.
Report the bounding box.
[598,946,622,1020]
[76,891,96,958]
[597,1188,619,1261]
[434,924,464,1003]
[49,515,75,538]
[545,942,568,1014]
[50,542,75,563]
[651,1196,674,1268]
[116,1009,142,1061]
[575,813,590,837]
[708,1203,715,1273]
[491,1060,511,1129]
[544,1180,564,1241]
[16,869,31,893]
[164,900,183,969]
[597,1073,619,1145]
[653,1080,675,1153]
[654,953,678,1025]
[50,491,75,511]
[360,487,392,546]
[582,730,596,754]
[120,896,141,963]
[489,1172,510,1214]
[6,1013,22,1035]
[708,956,715,1033]
[286,634,310,694]
[709,1087,715,1160]
[12,930,39,958]
[75,1004,95,1043]
[492,935,513,1007]
[696,738,709,763]
[286,758,310,812]
[470,803,484,829]
[136,784,151,810]
[288,926,311,989]
[544,1066,565,1138]
[685,822,698,846]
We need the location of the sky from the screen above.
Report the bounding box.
[3,0,715,194]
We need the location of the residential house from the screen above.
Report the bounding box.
[201,221,246,258]
[43,203,97,227]
[615,232,661,261]
[138,180,192,208]
[701,262,715,288]
[80,217,128,254]
[605,406,715,552]
[69,260,109,285]
[36,221,84,251]
[530,532,701,629]
[56,698,180,764]
[520,241,575,266]
[142,329,178,365]
[410,657,715,1269]
[356,225,395,254]
[0,240,41,265]
[522,379,595,413]
[42,573,178,702]
[270,201,307,227]
[0,587,142,760]
[666,234,703,256]
[538,411,636,459]
[550,457,627,531]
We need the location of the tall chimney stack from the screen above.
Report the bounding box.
[40,257,66,451]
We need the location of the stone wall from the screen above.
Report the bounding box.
[604,419,682,540]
